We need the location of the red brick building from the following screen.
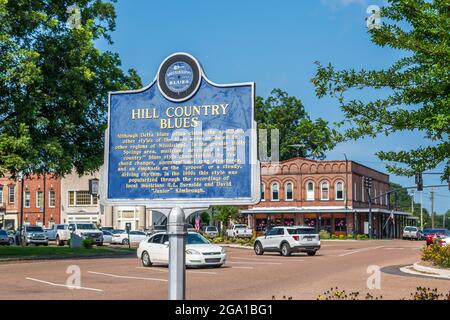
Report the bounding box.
[0,175,19,230]
[18,174,62,227]
[242,158,415,238]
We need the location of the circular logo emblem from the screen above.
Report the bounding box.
[164,62,194,93]
[158,53,202,102]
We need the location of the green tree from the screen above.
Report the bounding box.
[212,205,239,235]
[0,0,141,178]
[389,182,431,227]
[312,0,450,181]
[256,89,337,161]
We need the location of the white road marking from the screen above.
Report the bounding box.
[231,257,304,262]
[88,271,167,282]
[25,277,103,292]
[229,266,254,269]
[337,246,384,257]
[384,247,405,250]
[227,261,282,265]
[136,267,217,275]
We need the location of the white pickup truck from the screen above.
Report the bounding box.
[56,223,103,246]
[226,224,253,238]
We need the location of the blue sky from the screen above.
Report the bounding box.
[97,0,449,214]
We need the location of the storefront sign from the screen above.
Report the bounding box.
[102,53,260,208]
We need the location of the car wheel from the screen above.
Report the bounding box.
[307,251,316,256]
[254,242,264,255]
[280,243,291,257]
[122,238,129,245]
[56,236,63,246]
[142,251,152,267]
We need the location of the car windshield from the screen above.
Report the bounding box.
[288,228,317,235]
[187,233,210,244]
[0,230,7,235]
[76,224,97,230]
[111,229,125,234]
[26,226,43,232]
[57,225,66,230]
[206,227,217,231]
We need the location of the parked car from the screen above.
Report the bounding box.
[111,230,147,245]
[101,227,114,231]
[56,223,103,246]
[102,230,113,244]
[254,226,321,256]
[6,230,15,245]
[23,226,49,246]
[402,226,422,240]
[0,230,10,246]
[137,231,226,268]
[436,235,450,247]
[226,224,252,238]
[44,224,68,241]
[423,228,449,245]
[203,226,219,237]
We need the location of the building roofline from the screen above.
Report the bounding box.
[261,157,389,178]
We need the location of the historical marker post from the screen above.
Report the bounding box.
[101,52,260,300]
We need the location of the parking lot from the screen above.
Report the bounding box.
[0,240,448,300]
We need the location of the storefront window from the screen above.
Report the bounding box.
[335,218,346,232]
[283,218,294,226]
[255,218,267,232]
[304,218,317,228]
[261,183,265,201]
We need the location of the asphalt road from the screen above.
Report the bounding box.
[0,240,448,300]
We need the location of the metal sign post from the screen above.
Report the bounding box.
[167,207,186,300]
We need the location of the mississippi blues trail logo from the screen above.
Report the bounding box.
[165,61,194,93]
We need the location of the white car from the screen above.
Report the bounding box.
[437,236,450,247]
[254,226,321,256]
[203,226,219,237]
[102,230,113,244]
[111,230,147,245]
[137,231,226,268]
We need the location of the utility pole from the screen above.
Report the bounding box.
[411,190,414,214]
[430,187,435,228]
[420,191,424,230]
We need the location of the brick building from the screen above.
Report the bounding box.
[241,157,415,238]
[19,174,62,227]
[0,175,19,230]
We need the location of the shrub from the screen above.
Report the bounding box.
[422,244,450,268]
[356,234,368,240]
[82,238,95,249]
[319,230,331,239]
[339,234,345,239]
[346,234,354,239]
[410,287,450,300]
[331,234,338,239]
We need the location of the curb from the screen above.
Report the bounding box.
[413,262,450,278]
[0,252,135,264]
[399,262,450,280]
[218,244,253,250]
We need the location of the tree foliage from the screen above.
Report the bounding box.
[256,89,337,161]
[0,0,141,178]
[312,0,449,181]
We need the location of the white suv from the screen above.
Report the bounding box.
[254,226,321,256]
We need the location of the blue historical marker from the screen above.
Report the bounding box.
[102,53,259,208]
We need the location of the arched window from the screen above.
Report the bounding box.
[320,181,329,200]
[306,181,314,200]
[261,183,265,201]
[285,182,293,201]
[271,183,279,201]
[335,181,344,200]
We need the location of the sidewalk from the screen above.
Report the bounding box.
[400,261,450,280]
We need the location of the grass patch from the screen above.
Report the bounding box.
[0,246,135,260]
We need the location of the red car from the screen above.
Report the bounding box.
[423,228,449,245]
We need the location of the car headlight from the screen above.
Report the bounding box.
[186,249,201,255]
[221,247,226,254]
